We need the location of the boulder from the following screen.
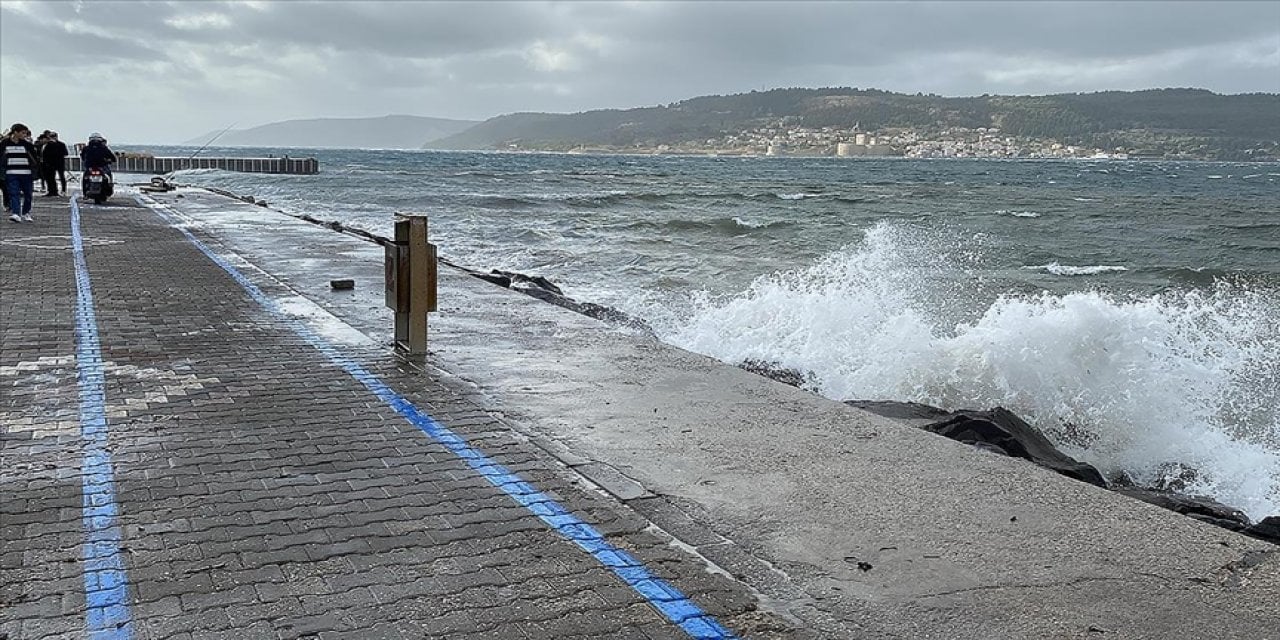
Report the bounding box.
[1243,516,1280,545]
[1152,461,1200,493]
[740,359,816,390]
[924,408,1108,488]
[491,269,563,296]
[1116,488,1251,531]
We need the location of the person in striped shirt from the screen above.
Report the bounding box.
[3,123,39,222]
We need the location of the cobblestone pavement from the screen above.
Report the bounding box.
[1,194,796,639]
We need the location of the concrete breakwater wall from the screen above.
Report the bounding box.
[64,155,318,175]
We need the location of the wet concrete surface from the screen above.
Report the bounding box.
[134,187,1280,639]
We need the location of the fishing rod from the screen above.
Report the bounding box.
[173,122,237,174]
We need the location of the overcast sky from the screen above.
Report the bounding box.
[2,0,1277,144]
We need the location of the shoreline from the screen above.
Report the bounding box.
[128,146,1280,163]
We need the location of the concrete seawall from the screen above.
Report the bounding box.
[127,186,1280,639]
[64,155,319,174]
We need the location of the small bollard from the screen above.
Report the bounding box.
[384,214,437,357]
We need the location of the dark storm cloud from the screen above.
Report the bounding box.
[2,1,1275,143]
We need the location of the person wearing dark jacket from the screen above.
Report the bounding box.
[0,127,8,213]
[40,131,69,197]
[81,133,116,172]
[2,123,39,222]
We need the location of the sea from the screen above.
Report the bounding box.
[139,146,1280,520]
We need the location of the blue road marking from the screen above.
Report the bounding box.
[72,195,134,640]
[140,197,738,640]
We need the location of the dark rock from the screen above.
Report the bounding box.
[1243,516,1280,545]
[329,279,355,290]
[1107,470,1140,488]
[739,359,815,389]
[924,408,1108,487]
[492,269,563,296]
[1116,488,1252,531]
[1152,462,1200,493]
[1188,513,1252,532]
[518,287,655,335]
[462,267,653,335]
[473,272,512,287]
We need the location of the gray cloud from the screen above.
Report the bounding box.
[2,1,1275,144]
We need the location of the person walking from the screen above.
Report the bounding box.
[2,123,39,222]
[0,127,8,213]
[40,131,69,197]
[33,131,49,194]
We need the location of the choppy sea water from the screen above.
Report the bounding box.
[145,146,1280,519]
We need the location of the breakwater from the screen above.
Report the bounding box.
[65,155,318,175]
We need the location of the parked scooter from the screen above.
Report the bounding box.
[82,166,114,204]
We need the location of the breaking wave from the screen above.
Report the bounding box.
[663,222,1280,518]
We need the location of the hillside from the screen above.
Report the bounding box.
[186,115,477,149]
[425,88,1280,160]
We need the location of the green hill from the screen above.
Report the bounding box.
[425,88,1280,160]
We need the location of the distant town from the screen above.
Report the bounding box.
[561,121,1141,159]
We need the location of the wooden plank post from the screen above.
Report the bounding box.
[386,214,437,358]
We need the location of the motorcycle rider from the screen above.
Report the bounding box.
[81,132,117,174]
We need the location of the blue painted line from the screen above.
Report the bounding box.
[72,195,134,640]
[140,197,738,640]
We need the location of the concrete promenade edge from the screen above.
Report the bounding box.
[3,186,1279,640]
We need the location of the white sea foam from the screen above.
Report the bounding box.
[663,222,1280,518]
[997,210,1041,218]
[1024,263,1128,276]
[776,192,824,200]
[732,216,774,229]
[168,168,229,177]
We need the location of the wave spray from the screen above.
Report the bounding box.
[665,223,1280,519]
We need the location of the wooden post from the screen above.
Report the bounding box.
[386,214,437,357]
[407,217,430,354]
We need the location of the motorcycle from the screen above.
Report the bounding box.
[82,166,114,204]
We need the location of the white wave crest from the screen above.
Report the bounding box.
[167,168,228,176]
[732,216,774,229]
[997,210,1041,218]
[1025,263,1129,276]
[664,222,1280,518]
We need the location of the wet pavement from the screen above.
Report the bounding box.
[3,187,1279,640]
[1,192,781,640]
